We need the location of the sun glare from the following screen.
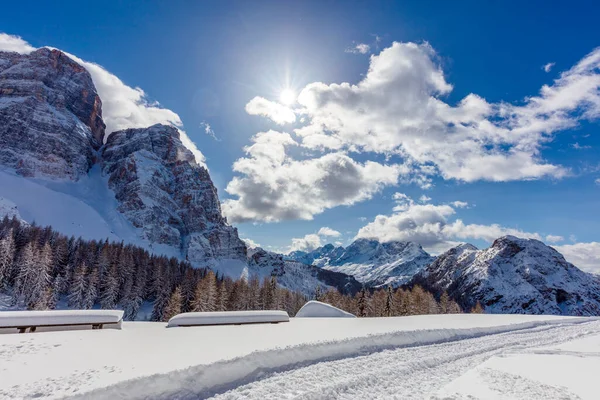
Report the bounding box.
[279,88,296,105]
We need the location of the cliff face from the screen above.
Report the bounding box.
[0,48,105,180]
[102,124,247,262]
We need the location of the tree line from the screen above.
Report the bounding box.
[0,216,480,321]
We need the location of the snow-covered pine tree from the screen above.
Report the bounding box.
[0,229,15,287]
[28,242,53,309]
[12,242,37,305]
[84,265,99,309]
[68,261,88,309]
[191,270,217,312]
[100,264,119,309]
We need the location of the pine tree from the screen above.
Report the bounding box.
[439,292,450,314]
[384,286,394,317]
[68,261,88,309]
[28,243,53,309]
[191,271,217,312]
[356,288,369,317]
[163,286,183,321]
[100,264,119,309]
[470,301,485,314]
[84,265,99,309]
[13,242,37,305]
[0,230,15,287]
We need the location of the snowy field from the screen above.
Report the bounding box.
[0,314,599,399]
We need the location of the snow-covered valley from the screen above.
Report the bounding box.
[1,314,599,399]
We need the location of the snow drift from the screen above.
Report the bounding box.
[295,301,357,318]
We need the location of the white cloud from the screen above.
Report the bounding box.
[554,242,600,274]
[346,43,371,54]
[543,62,556,73]
[317,227,342,237]
[571,142,592,150]
[293,42,600,183]
[356,194,545,254]
[289,233,322,253]
[419,195,432,203]
[241,237,260,249]
[245,96,296,125]
[0,33,206,167]
[451,200,469,208]
[545,234,564,243]
[201,121,219,141]
[222,130,404,223]
[596,178,600,185]
[0,33,36,54]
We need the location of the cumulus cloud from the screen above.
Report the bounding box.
[289,233,322,253]
[451,201,469,208]
[0,33,36,54]
[545,234,564,243]
[346,43,371,54]
[419,195,432,203]
[245,96,296,125]
[222,130,404,223]
[0,33,206,167]
[241,237,260,249]
[317,227,342,237]
[554,242,600,274]
[543,62,556,72]
[356,194,545,254]
[596,178,600,185]
[293,42,600,183]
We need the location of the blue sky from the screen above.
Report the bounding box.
[1,1,599,268]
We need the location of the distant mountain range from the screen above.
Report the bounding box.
[286,239,434,287]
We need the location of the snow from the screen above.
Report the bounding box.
[295,301,356,318]
[0,314,595,399]
[0,196,20,220]
[0,310,123,331]
[167,311,289,327]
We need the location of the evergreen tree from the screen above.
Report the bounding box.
[68,261,88,309]
[0,230,15,287]
[384,286,394,317]
[163,286,183,321]
[439,292,450,314]
[470,301,485,314]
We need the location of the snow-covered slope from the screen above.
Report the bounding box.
[287,238,435,287]
[0,315,595,399]
[411,236,600,315]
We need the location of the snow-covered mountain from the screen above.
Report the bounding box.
[287,238,435,287]
[411,236,600,315]
[0,48,104,180]
[0,47,357,296]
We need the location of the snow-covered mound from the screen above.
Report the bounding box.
[167,310,289,327]
[0,197,20,220]
[411,236,600,315]
[295,300,356,318]
[287,238,435,287]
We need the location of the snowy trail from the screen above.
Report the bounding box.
[208,320,600,400]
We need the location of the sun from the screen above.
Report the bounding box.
[279,88,296,105]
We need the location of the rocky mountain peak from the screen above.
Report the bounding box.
[102,123,247,262]
[0,47,105,179]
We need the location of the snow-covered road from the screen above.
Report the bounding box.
[209,320,600,399]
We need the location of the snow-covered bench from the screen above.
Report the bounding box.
[0,310,124,333]
[167,310,289,327]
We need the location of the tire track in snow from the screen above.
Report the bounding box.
[209,321,600,400]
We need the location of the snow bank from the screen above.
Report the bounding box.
[0,309,123,332]
[295,301,356,318]
[167,310,289,327]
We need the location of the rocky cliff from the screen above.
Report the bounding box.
[0,48,104,180]
[102,124,247,262]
